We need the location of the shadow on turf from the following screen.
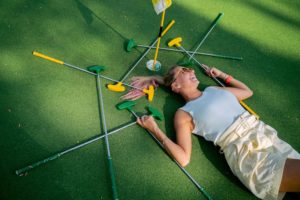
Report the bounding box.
[2,0,299,199]
[242,1,300,30]
[74,0,156,71]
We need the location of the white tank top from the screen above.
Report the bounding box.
[180,86,245,144]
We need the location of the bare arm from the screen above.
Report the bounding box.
[137,109,194,167]
[207,67,253,100]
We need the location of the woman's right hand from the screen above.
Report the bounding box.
[120,76,159,100]
[130,76,157,87]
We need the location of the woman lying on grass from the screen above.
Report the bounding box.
[124,65,300,200]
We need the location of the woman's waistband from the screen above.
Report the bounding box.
[216,111,259,149]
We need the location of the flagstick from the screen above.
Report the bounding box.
[153,10,165,70]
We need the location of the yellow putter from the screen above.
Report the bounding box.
[107,82,126,92]
[168,37,182,47]
[32,51,157,101]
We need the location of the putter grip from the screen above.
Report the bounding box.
[161,20,175,37]
[33,51,64,65]
[215,13,224,23]
[15,154,60,176]
[108,158,119,200]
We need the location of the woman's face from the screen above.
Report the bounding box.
[171,66,199,87]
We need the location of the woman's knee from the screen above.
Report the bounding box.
[279,158,300,192]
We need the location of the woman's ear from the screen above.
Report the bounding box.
[171,83,181,93]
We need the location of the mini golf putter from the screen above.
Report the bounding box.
[116,100,213,200]
[88,64,119,200]
[107,82,126,92]
[116,101,163,121]
[15,120,137,176]
[168,37,195,66]
[127,39,243,61]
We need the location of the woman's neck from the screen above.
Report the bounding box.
[181,89,202,102]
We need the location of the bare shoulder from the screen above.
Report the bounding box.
[174,109,192,120]
[174,109,194,131]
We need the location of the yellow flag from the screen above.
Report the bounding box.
[152,0,172,14]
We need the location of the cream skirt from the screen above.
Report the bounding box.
[216,112,300,200]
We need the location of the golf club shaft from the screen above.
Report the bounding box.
[119,20,175,82]
[96,75,118,200]
[130,110,213,200]
[178,45,259,118]
[15,121,136,176]
[153,10,166,67]
[32,51,144,91]
[179,46,224,85]
[189,13,224,60]
[136,45,242,60]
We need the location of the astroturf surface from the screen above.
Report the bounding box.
[1,0,299,199]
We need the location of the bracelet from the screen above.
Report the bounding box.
[223,73,228,80]
[225,75,233,84]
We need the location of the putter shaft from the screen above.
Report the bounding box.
[15,121,136,176]
[130,110,213,200]
[178,45,259,118]
[96,74,119,200]
[120,20,175,82]
[137,45,242,60]
[189,13,224,59]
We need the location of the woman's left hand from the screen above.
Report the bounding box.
[137,115,158,133]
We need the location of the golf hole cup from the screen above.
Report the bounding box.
[146,60,161,71]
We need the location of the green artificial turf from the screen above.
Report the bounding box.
[1,0,299,199]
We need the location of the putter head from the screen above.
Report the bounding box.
[126,39,136,52]
[107,82,126,92]
[87,65,105,74]
[143,85,155,102]
[168,37,182,47]
[116,100,136,111]
[177,58,195,67]
[147,105,163,121]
